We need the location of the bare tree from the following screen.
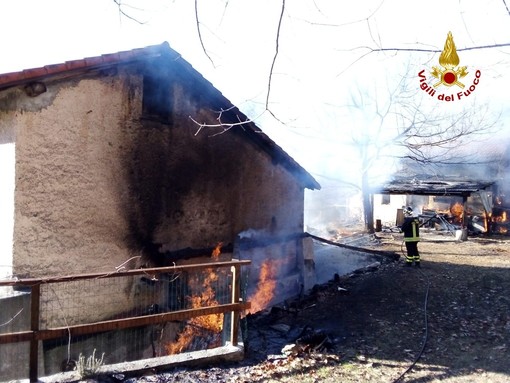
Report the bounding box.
[340,71,498,233]
[111,1,510,119]
[112,1,507,234]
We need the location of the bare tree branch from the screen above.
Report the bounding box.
[112,0,146,24]
[266,0,286,110]
[189,106,265,137]
[350,42,510,56]
[503,0,510,16]
[195,0,216,67]
[339,64,500,232]
[297,0,385,28]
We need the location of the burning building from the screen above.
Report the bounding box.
[373,176,495,236]
[0,42,321,377]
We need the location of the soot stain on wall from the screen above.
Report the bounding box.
[120,68,205,263]
[118,64,273,265]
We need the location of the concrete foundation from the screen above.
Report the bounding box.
[38,343,245,383]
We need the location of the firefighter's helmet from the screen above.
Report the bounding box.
[403,206,414,217]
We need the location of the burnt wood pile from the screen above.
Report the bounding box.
[419,210,459,232]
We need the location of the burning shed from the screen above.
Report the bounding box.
[0,42,324,379]
[0,42,319,312]
[373,176,495,236]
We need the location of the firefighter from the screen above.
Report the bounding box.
[401,206,421,267]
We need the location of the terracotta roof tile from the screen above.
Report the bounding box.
[0,42,170,90]
[23,67,49,78]
[44,63,67,75]
[100,53,122,64]
[65,58,88,70]
[0,72,23,86]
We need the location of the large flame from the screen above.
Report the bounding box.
[439,31,460,69]
[188,272,223,332]
[166,270,224,354]
[165,244,225,355]
[248,260,277,314]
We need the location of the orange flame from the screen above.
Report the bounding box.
[493,211,507,223]
[166,254,225,355]
[450,202,464,223]
[166,326,195,355]
[248,260,276,314]
[212,242,223,259]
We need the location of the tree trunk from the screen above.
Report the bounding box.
[361,171,374,234]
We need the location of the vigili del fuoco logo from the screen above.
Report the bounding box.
[418,31,481,102]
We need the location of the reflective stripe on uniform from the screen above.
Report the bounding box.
[404,220,420,242]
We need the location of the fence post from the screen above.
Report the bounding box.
[29,284,41,382]
[230,264,240,346]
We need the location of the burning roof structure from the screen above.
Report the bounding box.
[373,175,509,237]
[375,176,494,197]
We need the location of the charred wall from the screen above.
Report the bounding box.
[124,64,305,263]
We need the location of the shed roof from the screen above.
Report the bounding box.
[0,42,320,190]
[375,176,494,197]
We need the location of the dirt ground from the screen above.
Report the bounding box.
[98,229,510,383]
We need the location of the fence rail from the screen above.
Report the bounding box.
[0,260,251,382]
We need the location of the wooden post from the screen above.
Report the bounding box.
[462,195,468,228]
[230,264,240,346]
[29,284,41,382]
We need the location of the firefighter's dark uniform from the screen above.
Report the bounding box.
[401,216,420,266]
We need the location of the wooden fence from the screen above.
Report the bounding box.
[0,260,251,382]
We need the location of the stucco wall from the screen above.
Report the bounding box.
[0,66,305,279]
[1,71,141,278]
